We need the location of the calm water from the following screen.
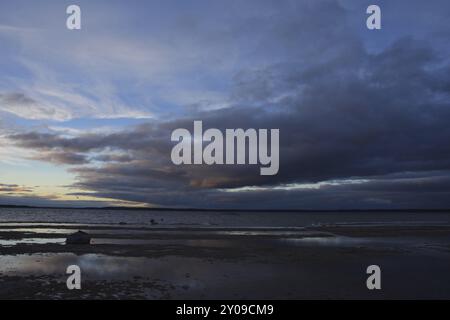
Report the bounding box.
[0,208,449,227]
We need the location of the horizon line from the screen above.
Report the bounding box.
[1,204,450,212]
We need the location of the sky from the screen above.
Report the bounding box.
[1,0,450,209]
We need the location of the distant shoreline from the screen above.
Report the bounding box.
[1,204,450,213]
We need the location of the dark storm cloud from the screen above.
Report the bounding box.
[30,151,89,165]
[7,0,450,208]
[91,154,134,163]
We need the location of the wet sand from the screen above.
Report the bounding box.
[0,223,449,299]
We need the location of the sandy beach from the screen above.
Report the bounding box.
[1,213,449,299]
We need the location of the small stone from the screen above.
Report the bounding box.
[66,230,91,245]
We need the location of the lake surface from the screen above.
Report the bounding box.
[1,208,449,227]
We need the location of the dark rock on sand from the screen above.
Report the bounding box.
[66,230,91,245]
